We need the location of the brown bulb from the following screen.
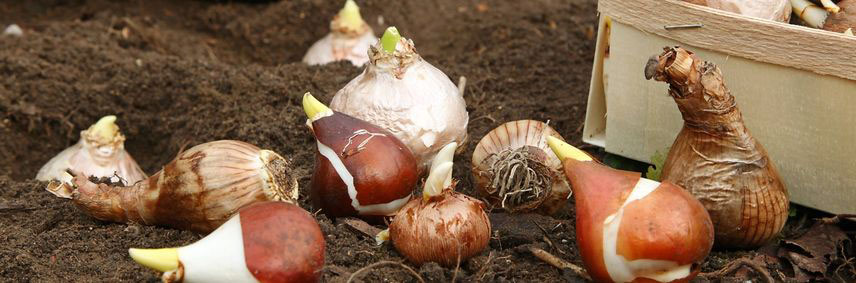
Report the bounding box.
[646,46,789,248]
[471,120,571,214]
[303,93,419,219]
[47,140,298,234]
[389,142,491,267]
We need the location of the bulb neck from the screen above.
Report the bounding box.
[367,38,421,79]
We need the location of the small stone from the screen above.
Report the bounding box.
[4,24,23,36]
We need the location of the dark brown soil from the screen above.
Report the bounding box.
[1,1,852,282]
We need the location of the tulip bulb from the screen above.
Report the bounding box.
[303,93,419,219]
[330,26,469,172]
[36,115,146,184]
[303,0,377,66]
[46,140,298,233]
[130,201,325,283]
[548,137,714,283]
[388,142,491,267]
[471,120,571,214]
[646,47,789,248]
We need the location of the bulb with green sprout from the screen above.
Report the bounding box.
[303,0,377,66]
[330,26,469,173]
[36,115,146,185]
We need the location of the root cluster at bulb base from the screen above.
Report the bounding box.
[482,146,553,212]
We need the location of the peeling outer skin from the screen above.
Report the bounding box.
[241,202,325,283]
[329,38,468,173]
[309,111,419,219]
[649,47,789,248]
[66,140,296,233]
[389,188,491,267]
[563,159,713,283]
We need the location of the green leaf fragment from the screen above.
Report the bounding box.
[646,150,667,181]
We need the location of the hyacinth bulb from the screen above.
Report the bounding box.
[547,137,714,283]
[36,115,146,184]
[130,202,325,283]
[46,140,298,233]
[303,93,418,220]
[330,27,469,173]
[303,0,377,66]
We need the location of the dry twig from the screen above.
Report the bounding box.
[699,258,774,283]
[820,214,856,224]
[346,260,425,283]
[529,246,590,281]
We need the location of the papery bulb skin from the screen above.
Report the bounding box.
[471,120,571,215]
[389,142,490,267]
[48,140,298,233]
[303,0,377,66]
[36,115,146,184]
[647,47,789,249]
[683,0,791,22]
[389,188,491,267]
[547,137,713,283]
[329,28,468,172]
[304,93,419,220]
[130,201,325,283]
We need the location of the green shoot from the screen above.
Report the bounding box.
[646,150,667,181]
[381,27,401,53]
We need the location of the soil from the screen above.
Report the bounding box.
[0,0,853,282]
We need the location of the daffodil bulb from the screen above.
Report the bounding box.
[330,27,468,171]
[303,0,377,67]
[36,115,146,184]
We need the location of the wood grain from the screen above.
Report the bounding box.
[599,0,856,81]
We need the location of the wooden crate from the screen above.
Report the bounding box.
[583,0,856,214]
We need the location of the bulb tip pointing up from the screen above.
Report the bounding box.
[338,0,364,30]
[381,26,401,53]
[546,136,593,162]
[129,248,179,272]
[302,92,331,121]
[88,115,120,144]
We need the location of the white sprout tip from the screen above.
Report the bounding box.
[424,162,453,199]
[375,229,390,245]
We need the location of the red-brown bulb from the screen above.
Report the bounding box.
[306,94,419,220]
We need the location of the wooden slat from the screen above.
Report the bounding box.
[599,0,856,82]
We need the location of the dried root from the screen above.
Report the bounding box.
[484,146,552,212]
